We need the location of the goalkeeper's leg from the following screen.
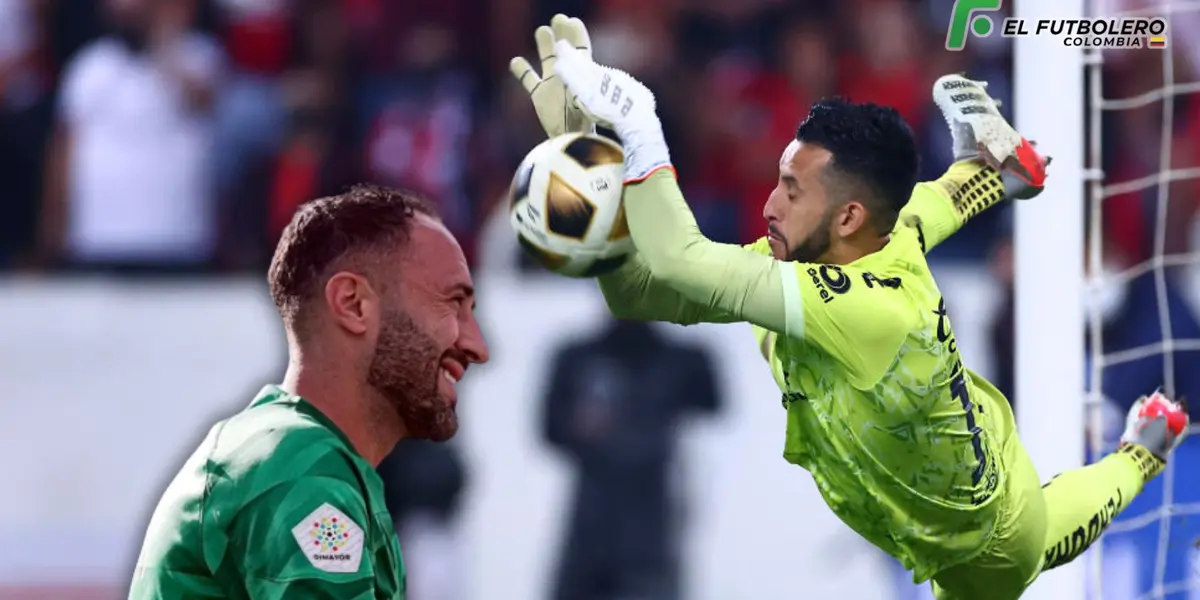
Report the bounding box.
[930,391,1188,600]
[1037,391,1188,572]
[928,436,1046,600]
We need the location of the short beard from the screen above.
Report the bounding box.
[787,209,834,263]
[366,310,458,442]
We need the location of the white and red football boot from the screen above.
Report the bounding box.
[932,74,1051,200]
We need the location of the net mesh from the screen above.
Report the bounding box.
[1087,1,1200,598]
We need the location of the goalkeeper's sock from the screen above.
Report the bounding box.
[1038,444,1158,572]
[1039,392,1188,573]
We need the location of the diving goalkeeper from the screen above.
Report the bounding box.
[510,16,1191,600]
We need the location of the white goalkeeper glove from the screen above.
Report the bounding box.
[551,39,672,182]
[933,74,1050,200]
[509,14,596,138]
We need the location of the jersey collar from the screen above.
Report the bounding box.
[248,385,357,452]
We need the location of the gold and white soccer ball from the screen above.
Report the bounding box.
[508,133,633,277]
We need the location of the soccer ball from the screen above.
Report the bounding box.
[508,133,633,277]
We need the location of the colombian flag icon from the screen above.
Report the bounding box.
[1149,36,1167,48]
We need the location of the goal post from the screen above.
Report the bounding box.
[1013,0,1087,599]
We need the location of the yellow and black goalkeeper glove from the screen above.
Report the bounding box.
[509,14,596,138]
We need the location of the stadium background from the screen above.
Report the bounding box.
[1,0,1199,598]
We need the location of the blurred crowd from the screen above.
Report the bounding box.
[0,0,1024,276]
[6,0,1200,269]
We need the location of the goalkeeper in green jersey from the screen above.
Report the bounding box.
[511,16,1191,600]
[128,185,488,599]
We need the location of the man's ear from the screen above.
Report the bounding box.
[324,271,377,335]
[838,201,870,235]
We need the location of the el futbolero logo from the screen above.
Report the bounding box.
[945,0,1168,51]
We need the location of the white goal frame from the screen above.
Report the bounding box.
[1016,1,1200,598]
[1013,1,1087,600]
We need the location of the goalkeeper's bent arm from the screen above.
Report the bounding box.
[901,161,1008,254]
[616,160,1007,334]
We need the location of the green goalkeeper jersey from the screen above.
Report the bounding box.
[597,161,1017,582]
[129,386,406,599]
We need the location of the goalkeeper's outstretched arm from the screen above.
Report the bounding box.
[621,170,792,334]
[620,170,910,387]
[600,159,1005,325]
[617,162,1016,331]
[906,73,1050,252]
[596,253,740,325]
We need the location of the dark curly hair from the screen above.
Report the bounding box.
[268,183,437,335]
[796,98,920,233]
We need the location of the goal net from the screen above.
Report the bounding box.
[1085,1,1200,599]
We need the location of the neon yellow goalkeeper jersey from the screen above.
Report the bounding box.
[745,222,1014,581]
[596,161,1021,582]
